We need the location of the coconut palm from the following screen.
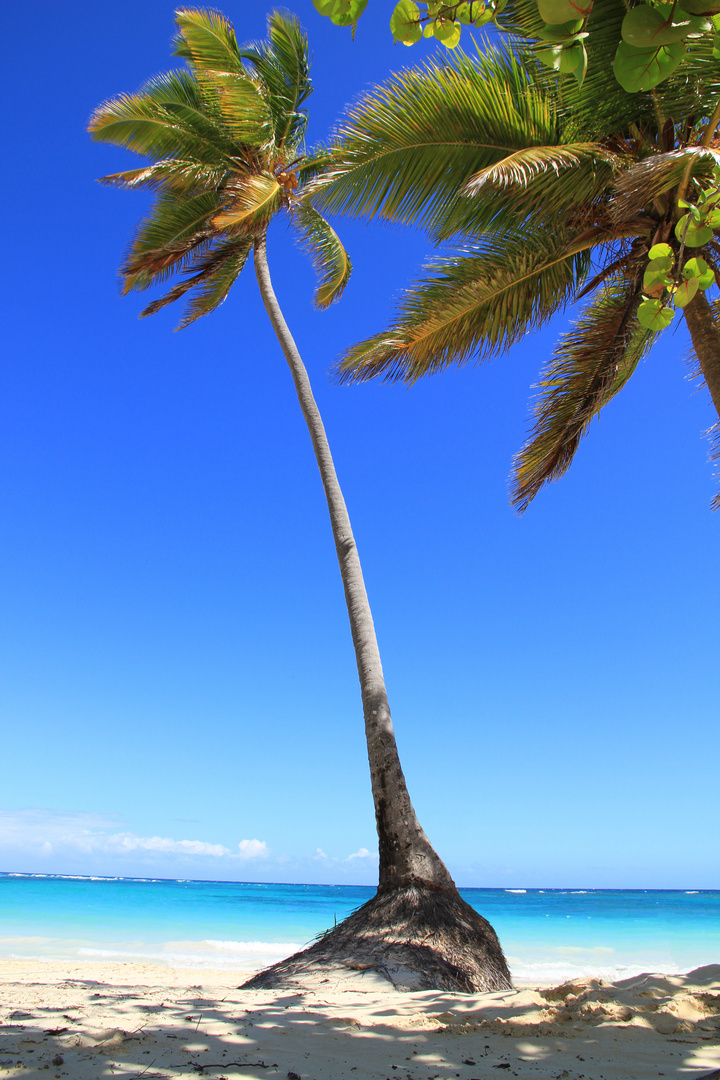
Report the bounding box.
[88,8,510,992]
[315,23,720,510]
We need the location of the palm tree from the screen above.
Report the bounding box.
[315,23,720,510]
[88,8,510,992]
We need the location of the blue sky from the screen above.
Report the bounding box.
[1,1,718,889]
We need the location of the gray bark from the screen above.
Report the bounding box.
[253,230,454,893]
[685,290,720,419]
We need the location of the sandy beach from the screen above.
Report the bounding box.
[1,960,719,1079]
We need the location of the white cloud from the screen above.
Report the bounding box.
[313,847,330,861]
[110,834,230,857]
[0,809,263,864]
[346,847,373,861]
[237,839,268,860]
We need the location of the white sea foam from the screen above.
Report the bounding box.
[509,958,685,984]
[74,939,303,970]
[505,889,527,894]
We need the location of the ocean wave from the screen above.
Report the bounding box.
[505,889,527,894]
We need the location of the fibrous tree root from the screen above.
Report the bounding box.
[241,882,512,993]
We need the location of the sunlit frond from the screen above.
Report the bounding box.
[465,143,619,195]
[98,160,227,194]
[213,73,273,145]
[212,173,281,228]
[336,232,590,384]
[293,202,352,309]
[240,12,311,150]
[438,142,621,238]
[315,45,559,234]
[611,147,720,225]
[88,69,231,164]
[511,274,652,512]
[174,8,244,75]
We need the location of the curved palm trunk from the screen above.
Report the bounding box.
[253,230,452,893]
[685,291,720,419]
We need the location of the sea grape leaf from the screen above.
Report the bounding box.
[537,44,565,68]
[613,39,686,91]
[704,206,720,227]
[434,17,462,43]
[390,0,422,42]
[675,276,700,306]
[455,1,484,22]
[621,4,697,46]
[648,242,674,260]
[313,0,368,23]
[538,0,592,23]
[638,298,675,329]
[683,256,715,287]
[680,0,720,13]
[675,213,713,245]
[643,266,673,293]
[539,18,584,39]
[473,6,495,23]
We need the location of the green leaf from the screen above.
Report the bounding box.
[390,0,422,42]
[705,206,720,226]
[637,298,675,329]
[434,18,463,44]
[621,4,700,46]
[538,18,584,39]
[537,0,592,22]
[675,213,714,244]
[675,276,700,306]
[683,256,715,287]
[613,39,686,92]
[455,1,482,22]
[643,266,673,293]
[714,30,720,56]
[474,6,495,24]
[537,44,565,69]
[568,40,588,84]
[317,0,369,27]
[648,243,675,261]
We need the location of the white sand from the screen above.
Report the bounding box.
[1,959,720,1079]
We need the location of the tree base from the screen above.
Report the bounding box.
[241,883,512,993]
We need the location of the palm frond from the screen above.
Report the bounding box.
[174,8,244,75]
[293,202,352,309]
[212,173,282,229]
[465,143,619,194]
[213,73,274,145]
[611,147,720,225]
[335,232,590,383]
[97,160,227,193]
[138,237,253,327]
[315,44,560,234]
[88,69,232,164]
[121,191,220,291]
[240,12,311,151]
[439,141,620,237]
[511,274,652,512]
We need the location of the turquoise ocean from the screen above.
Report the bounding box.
[1,874,717,984]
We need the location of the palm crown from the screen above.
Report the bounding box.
[316,21,720,510]
[88,8,350,325]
